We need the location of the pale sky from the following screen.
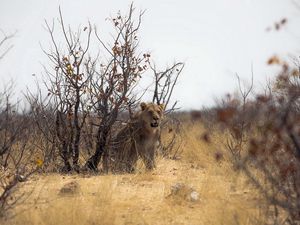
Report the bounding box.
[0,0,299,109]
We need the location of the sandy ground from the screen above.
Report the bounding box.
[4,157,261,225]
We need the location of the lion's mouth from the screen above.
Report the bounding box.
[150,122,159,127]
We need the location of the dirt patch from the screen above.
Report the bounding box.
[3,158,260,225]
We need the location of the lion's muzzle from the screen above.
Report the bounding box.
[150,121,159,127]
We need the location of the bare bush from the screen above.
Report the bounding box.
[84,4,150,171]
[26,86,60,171]
[150,63,184,158]
[217,73,254,159]
[26,4,184,173]
[0,32,38,217]
[151,62,184,111]
[0,83,39,217]
[211,60,300,224]
[38,8,93,172]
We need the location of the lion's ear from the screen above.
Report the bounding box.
[159,103,165,111]
[140,102,147,111]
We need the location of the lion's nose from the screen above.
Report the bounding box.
[153,115,159,120]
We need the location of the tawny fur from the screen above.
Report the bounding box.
[109,102,164,173]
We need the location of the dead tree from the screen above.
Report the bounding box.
[34,4,184,172]
[85,4,149,171]
[41,8,93,172]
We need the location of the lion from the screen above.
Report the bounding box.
[109,102,165,173]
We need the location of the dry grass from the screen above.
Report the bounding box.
[2,120,265,225]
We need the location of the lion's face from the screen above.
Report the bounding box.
[140,102,165,129]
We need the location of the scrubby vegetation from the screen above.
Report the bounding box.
[0,3,300,225]
[0,3,184,219]
[198,57,300,224]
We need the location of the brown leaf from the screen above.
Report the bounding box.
[280,18,287,25]
[267,56,280,65]
[217,107,236,122]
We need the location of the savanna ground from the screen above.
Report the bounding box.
[1,5,298,225]
[2,121,264,225]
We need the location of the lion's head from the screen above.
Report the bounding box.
[138,102,165,130]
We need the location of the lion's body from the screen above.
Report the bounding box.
[109,103,164,173]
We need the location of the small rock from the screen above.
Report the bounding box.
[59,181,80,195]
[171,183,185,194]
[189,191,199,202]
[16,174,26,182]
[169,183,200,202]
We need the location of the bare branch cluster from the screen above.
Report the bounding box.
[0,82,39,217]
[0,30,16,60]
[25,4,183,173]
[151,62,184,112]
[208,59,300,223]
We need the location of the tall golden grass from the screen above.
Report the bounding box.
[2,119,266,225]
